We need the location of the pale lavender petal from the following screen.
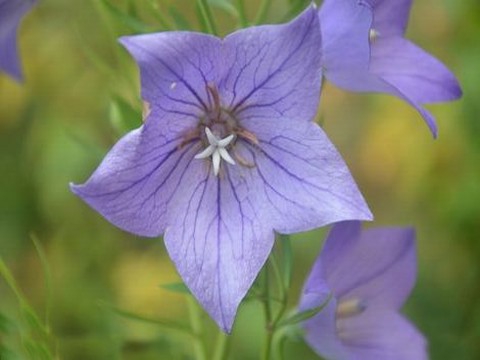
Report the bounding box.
[323,222,416,310]
[302,299,353,360]
[371,37,463,104]
[236,121,372,233]
[164,168,275,332]
[339,310,428,360]
[299,245,351,359]
[119,32,222,132]
[221,5,322,124]
[319,0,372,84]
[0,0,36,81]
[367,0,413,36]
[71,125,202,237]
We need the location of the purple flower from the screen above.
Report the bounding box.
[319,0,462,137]
[0,0,36,81]
[299,221,427,360]
[71,6,372,332]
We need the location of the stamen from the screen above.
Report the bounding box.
[142,101,151,121]
[207,84,221,118]
[195,127,236,176]
[336,298,366,319]
[369,28,379,43]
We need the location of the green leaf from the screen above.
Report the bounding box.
[23,340,53,360]
[20,305,47,336]
[109,96,142,135]
[160,282,191,295]
[168,6,191,30]
[0,258,24,301]
[31,234,52,334]
[277,294,332,328]
[279,234,292,290]
[145,0,175,30]
[208,0,239,17]
[99,301,193,338]
[0,345,21,360]
[0,312,13,334]
[99,0,153,33]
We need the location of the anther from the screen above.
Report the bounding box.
[336,298,367,319]
[369,28,379,43]
[206,84,221,119]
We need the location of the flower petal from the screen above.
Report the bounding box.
[322,222,417,310]
[367,0,413,36]
[221,5,322,125]
[236,121,373,233]
[339,310,428,360]
[0,0,36,81]
[302,298,353,360]
[119,32,222,131]
[164,168,275,332]
[371,37,463,104]
[71,125,202,237]
[319,0,372,85]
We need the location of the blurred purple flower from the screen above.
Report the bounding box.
[0,0,36,81]
[71,6,372,332]
[299,221,427,360]
[319,0,462,137]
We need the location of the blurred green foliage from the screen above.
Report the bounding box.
[0,0,479,359]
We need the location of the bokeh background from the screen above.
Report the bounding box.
[0,0,479,359]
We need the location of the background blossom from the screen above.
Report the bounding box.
[0,0,36,81]
[300,221,427,360]
[319,0,462,136]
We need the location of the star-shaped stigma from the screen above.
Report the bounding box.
[194,127,236,176]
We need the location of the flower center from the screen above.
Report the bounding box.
[194,127,236,176]
[336,298,366,319]
[335,297,367,341]
[192,84,259,175]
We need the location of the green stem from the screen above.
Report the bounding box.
[262,234,293,360]
[262,266,273,360]
[213,331,230,360]
[187,297,207,360]
[255,0,272,24]
[196,0,218,35]
[235,0,248,27]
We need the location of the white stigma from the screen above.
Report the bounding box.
[194,127,236,176]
